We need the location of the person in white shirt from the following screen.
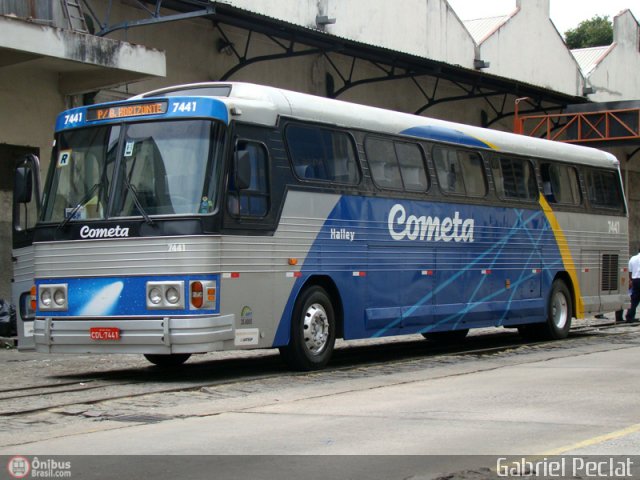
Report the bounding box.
[626,249,640,322]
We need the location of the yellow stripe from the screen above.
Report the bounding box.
[538,195,584,318]
[468,133,500,151]
[542,423,640,455]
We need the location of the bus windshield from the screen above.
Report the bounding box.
[42,119,222,222]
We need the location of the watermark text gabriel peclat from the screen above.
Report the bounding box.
[497,457,633,478]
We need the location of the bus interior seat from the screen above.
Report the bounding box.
[294,164,312,179]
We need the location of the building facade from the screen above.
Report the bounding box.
[1,0,639,303]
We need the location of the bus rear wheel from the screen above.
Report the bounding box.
[144,353,191,367]
[279,286,336,371]
[519,279,572,341]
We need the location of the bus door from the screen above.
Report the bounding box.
[12,154,41,350]
[365,229,436,335]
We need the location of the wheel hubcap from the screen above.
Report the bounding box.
[551,291,568,329]
[303,303,329,355]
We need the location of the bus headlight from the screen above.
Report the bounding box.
[53,288,66,307]
[38,284,68,311]
[148,287,163,305]
[41,289,52,307]
[146,281,184,310]
[165,287,180,305]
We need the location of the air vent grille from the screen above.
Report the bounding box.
[601,254,619,292]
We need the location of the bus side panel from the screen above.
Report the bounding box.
[551,210,629,316]
[274,193,562,344]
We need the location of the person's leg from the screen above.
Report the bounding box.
[626,279,640,321]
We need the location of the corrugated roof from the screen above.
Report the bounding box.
[464,15,511,44]
[571,45,614,75]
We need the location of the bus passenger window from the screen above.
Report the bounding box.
[396,142,429,192]
[458,151,487,197]
[433,146,485,197]
[227,141,269,217]
[586,169,624,211]
[492,157,537,201]
[541,163,581,205]
[286,124,359,184]
[366,137,403,190]
[433,147,463,195]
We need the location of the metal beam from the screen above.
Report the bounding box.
[94,1,215,37]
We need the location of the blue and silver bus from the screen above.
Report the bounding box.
[12,82,629,370]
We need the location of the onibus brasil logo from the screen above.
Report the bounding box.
[7,456,72,478]
[7,457,30,479]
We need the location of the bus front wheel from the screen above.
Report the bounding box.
[279,286,336,371]
[144,353,191,368]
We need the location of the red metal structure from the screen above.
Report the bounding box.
[514,101,640,145]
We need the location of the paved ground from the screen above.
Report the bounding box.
[1,317,639,479]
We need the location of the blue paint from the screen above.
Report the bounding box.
[273,195,563,346]
[36,275,219,317]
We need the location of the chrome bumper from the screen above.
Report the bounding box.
[34,315,235,354]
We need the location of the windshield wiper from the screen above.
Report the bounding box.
[56,182,100,230]
[122,173,154,225]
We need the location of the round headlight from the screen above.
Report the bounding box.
[40,289,52,307]
[54,289,66,306]
[149,287,162,305]
[165,286,180,305]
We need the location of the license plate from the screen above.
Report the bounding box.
[90,327,121,341]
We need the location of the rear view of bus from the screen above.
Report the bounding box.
[12,82,629,371]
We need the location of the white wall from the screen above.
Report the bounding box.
[587,10,640,102]
[476,0,583,96]
[214,0,476,68]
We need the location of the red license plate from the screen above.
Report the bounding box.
[90,327,121,341]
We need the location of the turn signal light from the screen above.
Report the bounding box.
[191,281,204,309]
[30,285,36,312]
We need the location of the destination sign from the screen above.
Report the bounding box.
[87,101,167,121]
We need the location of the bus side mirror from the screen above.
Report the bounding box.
[14,167,33,204]
[235,150,252,190]
[13,154,42,236]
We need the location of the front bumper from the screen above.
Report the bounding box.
[34,315,235,354]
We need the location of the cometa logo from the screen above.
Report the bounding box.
[80,225,130,239]
[387,204,474,243]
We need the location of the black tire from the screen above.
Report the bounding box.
[422,329,469,344]
[279,286,336,371]
[615,310,624,323]
[144,353,191,367]
[519,280,572,341]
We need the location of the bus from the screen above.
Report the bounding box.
[12,82,629,371]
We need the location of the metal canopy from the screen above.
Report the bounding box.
[84,0,587,126]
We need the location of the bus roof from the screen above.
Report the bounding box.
[137,81,618,169]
